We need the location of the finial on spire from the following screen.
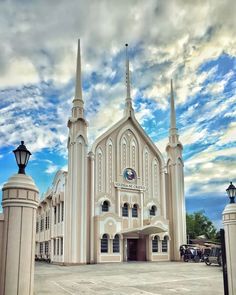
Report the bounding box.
[170,79,176,130]
[125,44,131,100]
[74,39,83,101]
[71,39,85,119]
[124,44,133,116]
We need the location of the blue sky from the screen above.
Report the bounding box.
[0,0,236,229]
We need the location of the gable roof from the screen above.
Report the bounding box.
[90,111,165,167]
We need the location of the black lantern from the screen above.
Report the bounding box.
[226,181,236,204]
[13,141,31,174]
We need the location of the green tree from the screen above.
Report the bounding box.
[186,210,218,241]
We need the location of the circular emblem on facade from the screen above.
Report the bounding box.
[123,168,136,182]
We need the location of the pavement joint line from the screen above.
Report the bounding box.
[140,274,220,285]
[71,281,97,293]
[51,281,75,295]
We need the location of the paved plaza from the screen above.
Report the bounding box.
[34,261,223,295]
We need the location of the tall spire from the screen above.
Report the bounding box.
[170,79,176,130]
[169,79,179,143]
[74,39,83,102]
[71,39,85,119]
[125,44,133,115]
[126,44,131,99]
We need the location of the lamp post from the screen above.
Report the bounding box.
[13,141,31,174]
[0,141,38,295]
[226,182,236,204]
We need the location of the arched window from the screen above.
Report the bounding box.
[102,200,109,212]
[122,203,129,217]
[162,236,168,252]
[132,204,138,218]
[113,234,120,253]
[101,234,108,253]
[152,236,159,252]
[150,205,157,216]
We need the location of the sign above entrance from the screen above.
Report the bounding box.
[114,182,146,191]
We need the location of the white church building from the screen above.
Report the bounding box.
[35,41,186,264]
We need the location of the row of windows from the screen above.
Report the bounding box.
[53,238,63,256]
[152,236,168,253]
[36,202,64,233]
[39,238,63,256]
[54,202,64,224]
[39,241,49,255]
[102,201,157,217]
[101,234,120,253]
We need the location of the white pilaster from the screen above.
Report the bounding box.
[222,203,236,295]
[89,152,95,263]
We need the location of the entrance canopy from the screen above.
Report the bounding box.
[121,224,167,236]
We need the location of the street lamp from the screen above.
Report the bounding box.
[226,181,236,204]
[13,141,31,174]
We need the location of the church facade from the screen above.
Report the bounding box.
[35,41,186,264]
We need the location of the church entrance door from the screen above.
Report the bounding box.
[127,238,146,261]
[127,239,138,261]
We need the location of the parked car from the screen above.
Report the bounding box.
[204,246,222,266]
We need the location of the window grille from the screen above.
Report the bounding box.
[101,234,108,253]
[61,238,63,255]
[58,204,60,223]
[150,205,156,216]
[57,239,59,255]
[152,236,159,252]
[102,201,109,212]
[40,217,44,231]
[132,204,138,217]
[36,220,39,233]
[53,239,56,255]
[47,213,50,229]
[122,203,129,217]
[40,242,44,254]
[61,202,64,221]
[45,216,48,230]
[162,236,168,252]
[113,235,120,253]
[45,241,49,255]
[54,207,56,224]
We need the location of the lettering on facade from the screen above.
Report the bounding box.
[114,182,146,191]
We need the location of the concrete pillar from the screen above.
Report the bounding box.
[89,152,95,264]
[222,203,236,295]
[0,173,39,295]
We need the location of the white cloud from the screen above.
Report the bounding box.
[0,57,39,87]
[45,162,58,174]
[217,122,236,146]
[0,0,236,204]
[185,146,236,197]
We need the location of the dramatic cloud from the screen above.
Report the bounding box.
[0,0,235,227]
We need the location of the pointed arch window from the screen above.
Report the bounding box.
[102,200,109,212]
[113,234,120,253]
[150,205,157,216]
[132,204,138,218]
[162,236,168,252]
[101,234,108,253]
[122,203,129,217]
[152,236,159,252]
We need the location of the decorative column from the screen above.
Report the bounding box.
[89,152,95,264]
[0,173,39,295]
[222,182,236,295]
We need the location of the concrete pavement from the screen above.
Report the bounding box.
[34,261,223,294]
